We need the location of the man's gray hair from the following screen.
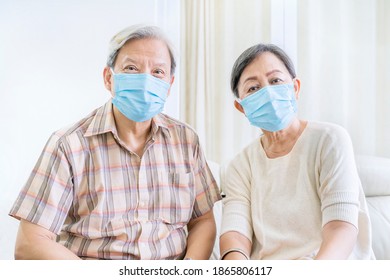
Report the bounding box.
[107,24,176,75]
[230,44,296,98]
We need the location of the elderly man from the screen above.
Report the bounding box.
[9,24,221,260]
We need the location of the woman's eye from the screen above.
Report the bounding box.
[271,78,283,84]
[248,86,260,93]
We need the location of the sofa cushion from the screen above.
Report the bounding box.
[207,161,222,260]
[366,196,390,259]
[355,155,390,259]
[356,155,390,197]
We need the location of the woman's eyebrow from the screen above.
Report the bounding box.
[242,76,258,85]
[266,69,283,76]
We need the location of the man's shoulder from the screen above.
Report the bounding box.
[51,106,102,143]
[157,113,199,136]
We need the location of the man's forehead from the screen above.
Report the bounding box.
[117,38,170,62]
[121,38,169,54]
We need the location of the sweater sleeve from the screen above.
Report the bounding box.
[220,152,253,242]
[317,124,361,228]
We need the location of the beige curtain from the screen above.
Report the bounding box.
[180,0,272,164]
[180,0,390,164]
[297,0,390,157]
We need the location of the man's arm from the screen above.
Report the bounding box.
[14,219,81,260]
[184,210,217,260]
[314,220,357,260]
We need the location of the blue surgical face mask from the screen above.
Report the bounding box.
[238,83,297,132]
[111,69,170,122]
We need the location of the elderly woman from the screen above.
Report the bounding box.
[219,44,375,260]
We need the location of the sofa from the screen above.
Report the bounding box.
[355,155,390,259]
[209,155,390,260]
[1,155,389,260]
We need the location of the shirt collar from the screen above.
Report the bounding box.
[84,99,118,138]
[151,113,171,138]
[84,99,171,138]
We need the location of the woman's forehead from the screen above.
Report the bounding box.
[242,52,288,77]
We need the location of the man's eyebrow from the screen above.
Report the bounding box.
[153,62,168,68]
[121,58,168,68]
[121,57,137,63]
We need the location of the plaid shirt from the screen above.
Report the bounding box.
[9,99,221,260]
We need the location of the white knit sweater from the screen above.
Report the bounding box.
[221,121,375,259]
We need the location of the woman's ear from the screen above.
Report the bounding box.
[234,100,245,114]
[293,78,301,100]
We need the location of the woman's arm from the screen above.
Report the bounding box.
[219,231,252,260]
[14,219,81,260]
[314,220,357,260]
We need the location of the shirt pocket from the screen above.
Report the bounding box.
[156,171,195,224]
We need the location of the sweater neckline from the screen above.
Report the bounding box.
[258,121,310,160]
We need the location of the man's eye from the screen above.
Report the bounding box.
[154,69,165,75]
[152,69,166,78]
[124,65,137,72]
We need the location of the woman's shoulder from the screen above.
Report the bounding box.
[304,120,352,147]
[307,120,348,132]
[236,138,262,159]
[306,121,350,138]
[225,138,261,170]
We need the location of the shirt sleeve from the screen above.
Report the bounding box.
[318,124,361,228]
[190,134,222,218]
[9,132,74,234]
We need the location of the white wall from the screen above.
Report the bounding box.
[0,0,181,260]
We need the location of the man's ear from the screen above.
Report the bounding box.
[166,75,175,97]
[293,78,301,100]
[234,100,245,114]
[103,66,113,94]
